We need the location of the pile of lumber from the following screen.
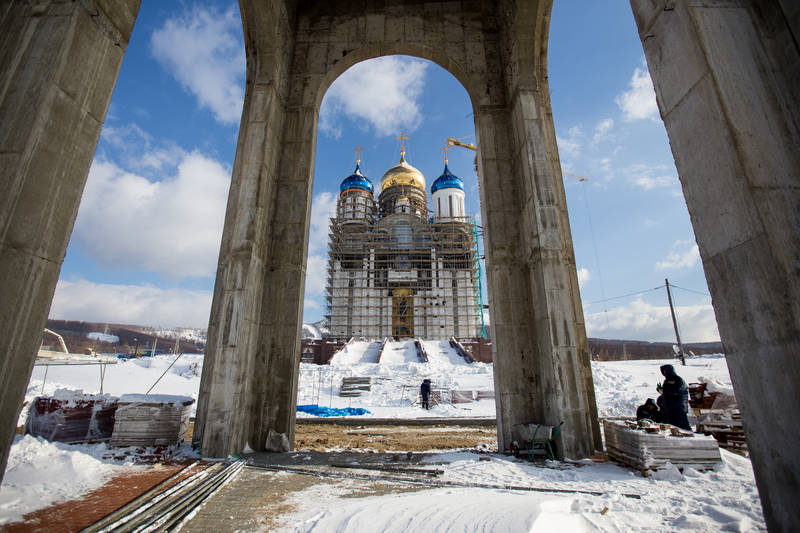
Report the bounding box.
[340,376,371,397]
[604,419,721,471]
[109,394,194,447]
[696,409,747,451]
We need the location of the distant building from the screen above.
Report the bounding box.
[325,143,483,340]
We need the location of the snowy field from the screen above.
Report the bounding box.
[0,342,766,531]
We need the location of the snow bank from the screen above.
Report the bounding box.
[330,341,381,365]
[87,332,119,343]
[0,435,128,525]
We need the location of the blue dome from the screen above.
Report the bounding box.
[431,165,464,193]
[340,164,373,194]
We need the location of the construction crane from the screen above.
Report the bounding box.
[563,171,588,182]
[446,137,479,176]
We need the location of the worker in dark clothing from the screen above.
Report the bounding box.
[636,398,661,422]
[656,394,667,418]
[660,364,692,431]
[420,379,431,410]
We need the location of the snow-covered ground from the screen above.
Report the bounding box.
[283,450,762,532]
[0,343,766,530]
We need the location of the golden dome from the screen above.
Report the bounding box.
[380,155,426,192]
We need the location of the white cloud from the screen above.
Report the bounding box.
[615,65,659,122]
[73,152,231,278]
[577,267,591,289]
[99,124,185,173]
[557,125,583,160]
[151,5,245,125]
[308,192,337,256]
[303,192,338,313]
[623,163,677,190]
[656,242,700,270]
[50,280,212,328]
[320,56,428,138]
[585,298,719,342]
[592,118,614,144]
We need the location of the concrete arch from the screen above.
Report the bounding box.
[314,46,478,113]
[192,0,602,461]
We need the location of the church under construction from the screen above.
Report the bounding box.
[325,142,484,340]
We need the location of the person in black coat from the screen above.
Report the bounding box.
[636,398,661,422]
[660,364,692,431]
[420,379,431,410]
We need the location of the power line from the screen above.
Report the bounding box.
[669,283,711,297]
[584,285,665,305]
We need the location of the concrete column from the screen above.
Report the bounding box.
[249,105,316,450]
[481,0,601,459]
[478,102,600,459]
[0,0,139,483]
[630,1,800,530]
[193,79,285,455]
[194,0,307,456]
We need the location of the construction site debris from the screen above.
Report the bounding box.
[24,392,118,443]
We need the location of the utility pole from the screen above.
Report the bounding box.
[665,278,686,365]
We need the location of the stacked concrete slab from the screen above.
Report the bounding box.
[109,394,193,448]
[604,419,721,472]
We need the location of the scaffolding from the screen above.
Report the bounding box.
[324,213,482,340]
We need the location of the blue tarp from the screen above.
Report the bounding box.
[296,404,370,417]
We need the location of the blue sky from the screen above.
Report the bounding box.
[49,1,719,343]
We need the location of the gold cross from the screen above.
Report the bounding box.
[353,145,363,164]
[394,132,410,157]
[441,144,451,164]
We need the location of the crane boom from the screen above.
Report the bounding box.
[447,137,477,151]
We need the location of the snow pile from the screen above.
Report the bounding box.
[301,321,330,339]
[0,435,129,525]
[302,324,322,339]
[330,341,381,365]
[87,332,119,343]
